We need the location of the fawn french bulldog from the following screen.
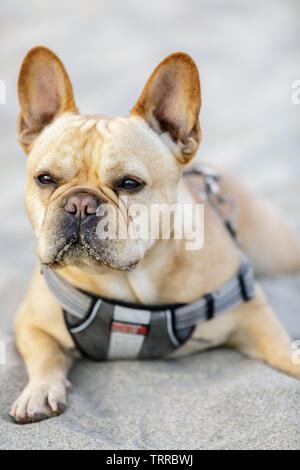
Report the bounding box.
[10,46,300,424]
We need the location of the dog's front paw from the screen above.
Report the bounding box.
[10,377,70,424]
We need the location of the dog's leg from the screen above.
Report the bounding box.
[227,286,300,379]
[10,301,71,424]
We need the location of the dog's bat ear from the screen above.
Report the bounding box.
[17,46,77,154]
[131,52,201,163]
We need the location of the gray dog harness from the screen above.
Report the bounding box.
[42,165,255,361]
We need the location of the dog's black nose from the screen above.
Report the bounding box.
[64,194,99,220]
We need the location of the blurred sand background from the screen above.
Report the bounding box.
[0,0,299,449]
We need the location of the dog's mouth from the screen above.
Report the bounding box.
[40,234,139,272]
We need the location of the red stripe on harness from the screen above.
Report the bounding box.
[112,321,148,336]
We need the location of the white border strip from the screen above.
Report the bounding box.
[70,299,102,333]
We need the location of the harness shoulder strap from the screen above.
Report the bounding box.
[183,164,239,243]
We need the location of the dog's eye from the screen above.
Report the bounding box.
[122,179,141,190]
[36,174,56,186]
[117,178,144,191]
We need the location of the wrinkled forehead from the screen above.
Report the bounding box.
[27,113,173,178]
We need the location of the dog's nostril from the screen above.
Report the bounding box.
[64,194,99,220]
[85,200,97,215]
[65,201,77,214]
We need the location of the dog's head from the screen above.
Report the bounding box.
[18,47,201,272]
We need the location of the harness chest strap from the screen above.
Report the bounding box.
[42,255,255,361]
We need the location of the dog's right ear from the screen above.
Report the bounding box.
[17,46,77,154]
[131,52,201,164]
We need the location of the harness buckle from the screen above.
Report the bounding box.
[204,293,215,320]
[238,263,254,301]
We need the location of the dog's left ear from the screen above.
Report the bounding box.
[17,46,77,154]
[131,52,201,163]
